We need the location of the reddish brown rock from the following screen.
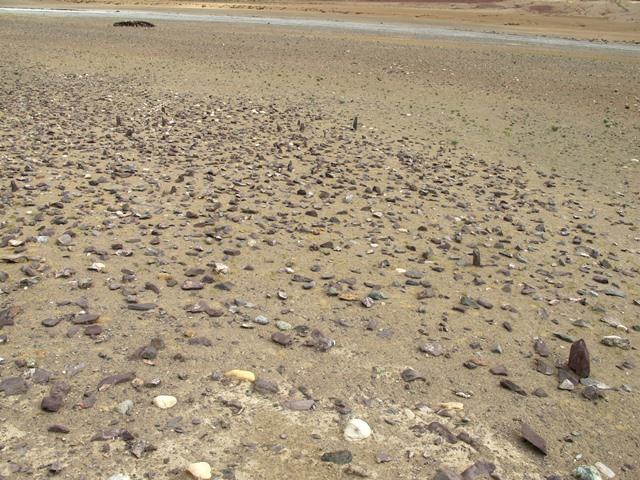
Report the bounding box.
[521,422,548,455]
[568,338,590,378]
[41,395,63,412]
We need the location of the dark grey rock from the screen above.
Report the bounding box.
[0,376,28,396]
[321,450,352,465]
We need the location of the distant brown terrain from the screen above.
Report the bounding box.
[8,0,640,43]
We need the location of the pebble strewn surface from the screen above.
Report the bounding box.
[0,11,638,480]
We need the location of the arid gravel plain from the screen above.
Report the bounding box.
[0,1,639,479]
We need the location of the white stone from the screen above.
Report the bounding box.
[153,395,177,409]
[558,379,575,390]
[187,462,212,479]
[214,262,229,275]
[594,462,616,479]
[344,418,372,442]
[403,408,415,420]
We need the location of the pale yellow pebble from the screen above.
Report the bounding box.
[224,370,256,382]
[186,462,212,480]
[439,402,464,410]
[153,395,177,409]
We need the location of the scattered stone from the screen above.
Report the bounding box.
[489,365,509,376]
[580,378,616,391]
[213,262,230,275]
[186,462,212,479]
[602,288,625,297]
[582,385,605,400]
[601,316,627,331]
[42,317,63,327]
[41,395,63,412]
[461,461,496,480]
[115,400,134,414]
[533,388,548,397]
[420,342,445,356]
[72,313,100,325]
[361,296,374,308]
[460,295,480,309]
[98,372,136,391]
[558,365,579,386]
[85,324,102,336]
[428,422,458,443]
[91,429,130,441]
[433,471,462,480]
[309,329,335,351]
[376,452,393,464]
[553,332,574,343]
[292,274,312,283]
[472,247,482,267]
[401,367,425,382]
[283,399,315,411]
[31,368,51,384]
[182,280,204,290]
[275,320,292,331]
[224,370,255,382]
[568,339,590,378]
[127,439,157,459]
[56,234,73,246]
[271,332,293,346]
[343,419,372,441]
[321,450,352,465]
[500,379,527,395]
[185,301,223,317]
[215,281,234,291]
[253,378,279,395]
[536,359,554,376]
[254,315,268,325]
[48,424,70,433]
[559,379,576,391]
[127,303,157,311]
[405,270,424,279]
[601,336,630,349]
[594,462,616,479]
[521,423,547,455]
[573,465,603,480]
[0,377,28,396]
[534,339,549,357]
[476,297,493,309]
[153,395,177,409]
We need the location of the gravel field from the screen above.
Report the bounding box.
[0,3,639,479]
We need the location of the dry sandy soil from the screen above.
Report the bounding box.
[0,1,639,479]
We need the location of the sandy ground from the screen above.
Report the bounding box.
[0,1,639,480]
